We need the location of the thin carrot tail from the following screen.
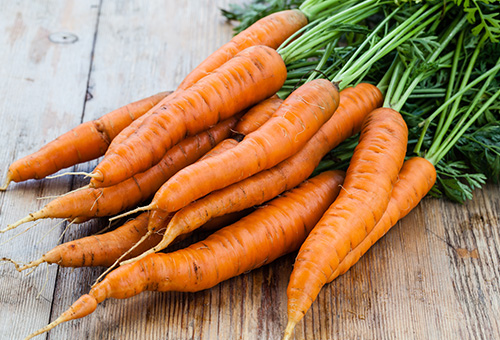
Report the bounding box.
[18,258,44,272]
[92,230,153,287]
[23,294,98,340]
[1,212,41,233]
[45,171,97,179]
[120,232,175,266]
[0,172,12,190]
[282,320,297,340]
[108,204,153,222]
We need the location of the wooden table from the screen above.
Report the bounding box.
[1,1,499,339]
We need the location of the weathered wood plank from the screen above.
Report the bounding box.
[1,1,500,340]
[0,1,100,339]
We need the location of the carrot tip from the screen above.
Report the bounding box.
[282,320,297,340]
[46,171,93,180]
[0,178,11,191]
[1,257,23,271]
[108,204,153,222]
[1,214,37,233]
[23,294,98,340]
[36,184,90,200]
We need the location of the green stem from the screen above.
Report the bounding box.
[428,89,500,164]
[335,3,443,89]
[413,61,500,155]
[383,57,403,107]
[390,15,467,111]
[427,33,488,156]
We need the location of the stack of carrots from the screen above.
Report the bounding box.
[1,0,499,339]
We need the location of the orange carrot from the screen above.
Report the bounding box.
[177,10,307,91]
[331,157,436,280]
[1,92,169,190]
[231,95,283,135]
[142,79,339,232]
[129,83,382,260]
[90,45,287,188]
[24,170,344,339]
[18,208,252,270]
[284,107,408,338]
[3,117,237,233]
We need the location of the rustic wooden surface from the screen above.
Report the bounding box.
[1,1,499,339]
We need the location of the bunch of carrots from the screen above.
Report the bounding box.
[1,0,499,339]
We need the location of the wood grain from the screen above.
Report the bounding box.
[0,1,499,340]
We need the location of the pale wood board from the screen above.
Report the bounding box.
[0,1,499,340]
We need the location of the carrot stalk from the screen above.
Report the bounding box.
[125,83,382,262]
[24,170,344,339]
[1,92,169,190]
[285,107,408,337]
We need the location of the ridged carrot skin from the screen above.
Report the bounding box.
[147,79,340,226]
[232,96,283,135]
[24,171,344,339]
[5,117,237,231]
[332,157,436,280]
[1,92,169,189]
[284,107,408,338]
[107,10,305,156]
[143,83,382,254]
[20,208,251,270]
[90,45,287,188]
[177,10,308,91]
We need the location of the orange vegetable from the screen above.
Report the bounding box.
[233,95,283,135]
[331,157,436,280]
[19,208,251,270]
[0,92,169,190]
[127,83,382,261]
[24,170,344,339]
[90,45,287,188]
[177,10,307,91]
[143,79,339,233]
[284,107,408,338]
[3,117,237,233]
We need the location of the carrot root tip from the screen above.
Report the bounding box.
[45,171,94,180]
[0,176,11,191]
[108,204,153,222]
[1,214,37,233]
[282,320,297,340]
[1,257,23,270]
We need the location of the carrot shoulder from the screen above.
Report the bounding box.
[24,170,344,339]
[284,107,408,338]
[136,83,382,257]
[1,91,169,190]
[90,45,287,188]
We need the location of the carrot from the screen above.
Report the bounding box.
[18,208,252,270]
[127,83,382,261]
[233,95,283,135]
[3,117,237,233]
[24,170,344,339]
[233,95,282,135]
[331,157,436,280]
[177,10,307,91]
[0,91,169,190]
[140,79,339,232]
[89,45,287,188]
[283,107,408,339]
